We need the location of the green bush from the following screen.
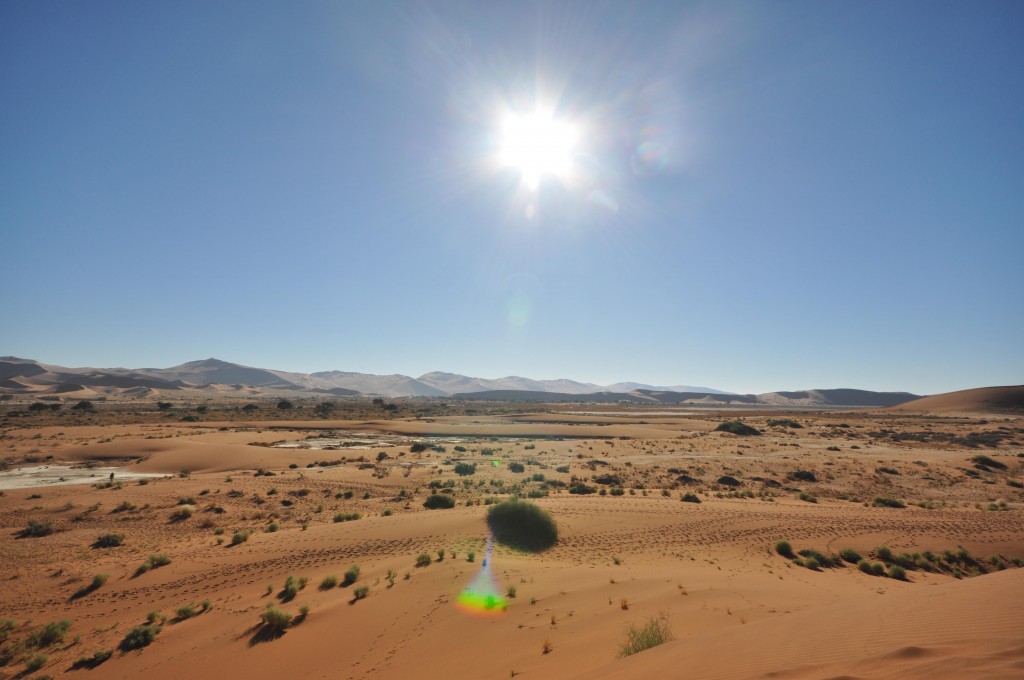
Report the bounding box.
[25,653,48,672]
[507,462,525,473]
[715,421,761,436]
[175,604,197,620]
[799,492,817,503]
[775,541,794,558]
[231,530,251,545]
[888,565,907,580]
[343,565,361,586]
[27,620,71,648]
[72,649,113,669]
[839,548,862,564]
[454,463,477,476]
[120,624,160,650]
[333,512,361,522]
[681,492,701,503]
[618,614,674,657]
[423,494,455,510]
[415,552,432,567]
[19,519,54,538]
[94,533,124,548]
[486,500,557,552]
[872,497,905,509]
[320,575,338,590]
[353,585,369,600]
[260,606,292,632]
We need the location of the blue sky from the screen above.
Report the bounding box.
[2,1,1022,395]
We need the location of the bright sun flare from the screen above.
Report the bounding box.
[498,111,577,189]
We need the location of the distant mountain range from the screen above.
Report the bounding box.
[0,356,920,407]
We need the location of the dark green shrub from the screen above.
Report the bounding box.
[507,462,525,473]
[767,419,802,428]
[876,546,894,562]
[680,493,701,503]
[260,606,292,632]
[320,575,338,590]
[353,585,369,600]
[454,463,476,476]
[342,565,360,586]
[715,421,761,436]
[839,548,862,564]
[175,604,197,620]
[971,454,1006,470]
[423,494,455,510]
[415,552,432,567]
[486,500,557,552]
[888,565,907,580]
[569,483,595,495]
[775,541,794,558]
[231,530,251,545]
[799,492,817,503]
[94,533,124,548]
[120,624,160,650]
[19,519,54,538]
[72,649,113,669]
[857,559,874,574]
[25,653,48,672]
[27,620,71,648]
[872,497,905,508]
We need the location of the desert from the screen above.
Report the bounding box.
[1,386,1022,679]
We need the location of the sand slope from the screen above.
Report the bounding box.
[893,385,1024,414]
[588,568,1024,679]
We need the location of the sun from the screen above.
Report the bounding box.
[498,110,578,189]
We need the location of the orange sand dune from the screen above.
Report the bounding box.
[588,568,1024,680]
[893,385,1024,415]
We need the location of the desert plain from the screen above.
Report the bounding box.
[1,392,1022,679]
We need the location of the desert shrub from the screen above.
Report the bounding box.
[767,419,802,428]
[971,454,1006,470]
[415,552,432,567]
[410,442,428,453]
[775,541,794,558]
[423,494,455,510]
[231,530,251,545]
[454,463,476,476]
[25,653,48,672]
[715,421,761,436]
[333,512,361,522]
[72,649,113,669]
[353,585,369,600]
[799,492,817,503]
[876,546,894,563]
[343,565,361,586]
[486,500,557,552]
[555,465,570,473]
[276,400,293,410]
[798,549,833,568]
[803,556,821,570]
[680,492,701,503]
[872,497,905,508]
[610,487,625,496]
[467,551,475,562]
[175,605,197,620]
[94,533,124,548]
[618,613,673,657]
[27,620,71,648]
[568,483,595,495]
[871,562,886,576]
[120,624,160,650]
[266,521,279,533]
[507,462,525,473]
[320,575,338,590]
[857,559,874,574]
[839,548,862,564]
[19,519,54,538]
[888,565,907,580]
[170,505,195,520]
[260,606,292,632]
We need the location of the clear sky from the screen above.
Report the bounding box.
[2,1,1022,395]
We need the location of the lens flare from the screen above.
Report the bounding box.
[456,536,507,616]
[498,110,578,189]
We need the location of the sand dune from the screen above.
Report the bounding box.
[893,385,1024,415]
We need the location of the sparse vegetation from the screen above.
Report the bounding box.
[775,541,794,558]
[231,530,251,545]
[94,533,124,548]
[259,606,292,633]
[353,585,369,600]
[415,552,432,567]
[872,497,905,508]
[716,421,761,436]
[19,519,54,538]
[486,500,558,552]
[423,494,455,510]
[320,575,338,590]
[120,624,160,651]
[618,613,673,657]
[343,565,361,586]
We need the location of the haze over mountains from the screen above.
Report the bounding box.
[0,356,928,407]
